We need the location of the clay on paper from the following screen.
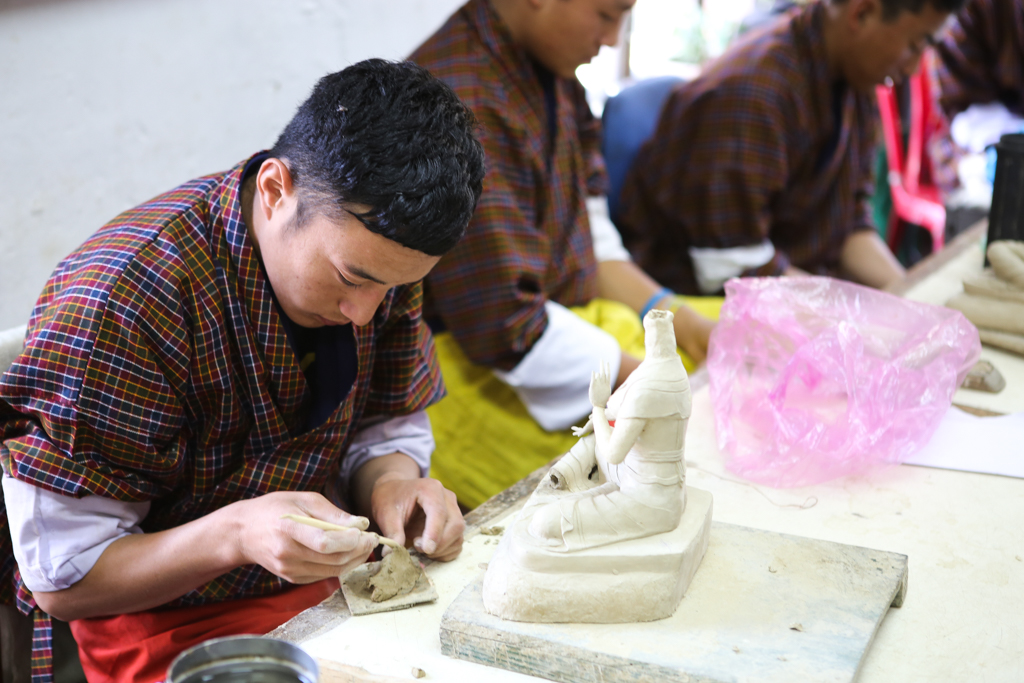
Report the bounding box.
[367,544,421,602]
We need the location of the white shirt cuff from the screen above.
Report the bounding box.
[2,473,149,592]
[688,240,776,294]
[587,196,632,263]
[339,411,434,496]
[494,300,621,431]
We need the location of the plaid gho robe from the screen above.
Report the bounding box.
[618,1,878,295]
[0,155,444,681]
[410,0,606,371]
[935,0,1024,119]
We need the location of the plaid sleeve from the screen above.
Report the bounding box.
[425,99,552,371]
[574,81,608,197]
[0,242,189,503]
[361,281,446,420]
[853,104,879,235]
[631,84,793,277]
[936,0,1002,119]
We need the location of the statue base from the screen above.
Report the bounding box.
[482,486,713,623]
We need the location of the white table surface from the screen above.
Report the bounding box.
[299,229,1024,682]
[302,384,1024,683]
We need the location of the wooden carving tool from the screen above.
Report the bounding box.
[281,514,401,548]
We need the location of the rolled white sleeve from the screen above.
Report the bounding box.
[2,473,149,592]
[494,300,621,432]
[587,196,632,263]
[688,240,777,294]
[338,411,435,494]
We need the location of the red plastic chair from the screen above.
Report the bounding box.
[876,69,947,253]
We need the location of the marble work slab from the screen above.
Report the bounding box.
[441,522,907,683]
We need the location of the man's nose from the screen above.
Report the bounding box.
[601,17,625,48]
[342,290,386,327]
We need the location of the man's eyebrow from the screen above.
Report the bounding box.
[345,263,389,286]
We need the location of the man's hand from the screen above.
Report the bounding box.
[371,477,464,561]
[233,491,378,584]
[838,230,905,289]
[354,453,465,562]
[672,305,714,366]
[31,490,374,622]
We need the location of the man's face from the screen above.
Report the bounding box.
[527,0,636,79]
[843,0,950,91]
[259,205,440,329]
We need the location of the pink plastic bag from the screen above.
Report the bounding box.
[707,277,981,487]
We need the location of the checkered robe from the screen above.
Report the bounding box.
[0,155,443,681]
[409,0,606,371]
[617,1,878,295]
[935,0,1024,120]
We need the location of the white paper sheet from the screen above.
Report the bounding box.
[904,407,1024,478]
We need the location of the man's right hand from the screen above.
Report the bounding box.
[33,490,376,622]
[232,491,378,584]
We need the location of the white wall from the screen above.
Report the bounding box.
[0,0,463,330]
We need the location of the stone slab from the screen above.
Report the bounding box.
[441,522,908,683]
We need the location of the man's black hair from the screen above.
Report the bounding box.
[270,59,485,256]
[863,0,967,20]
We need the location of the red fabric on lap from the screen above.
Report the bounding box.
[69,578,338,683]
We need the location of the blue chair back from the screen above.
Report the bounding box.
[601,75,684,225]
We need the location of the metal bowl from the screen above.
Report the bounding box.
[167,635,319,683]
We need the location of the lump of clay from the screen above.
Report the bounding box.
[367,545,421,602]
[988,240,1024,289]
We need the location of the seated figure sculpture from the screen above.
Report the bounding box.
[482,310,713,623]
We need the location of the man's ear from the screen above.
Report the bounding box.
[845,0,882,32]
[255,157,297,223]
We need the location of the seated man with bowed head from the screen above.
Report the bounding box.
[410,0,720,509]
[0,59,484,682]
[934,0,1024,153]
[618,0,964,296]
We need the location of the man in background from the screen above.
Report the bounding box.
[617,0,962,296]
[410,0,720,509]
[935,0,1024,122]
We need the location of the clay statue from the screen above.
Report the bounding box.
[527,310,689,550]
[482,309,713,624]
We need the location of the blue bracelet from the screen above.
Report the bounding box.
[640,287,674,320]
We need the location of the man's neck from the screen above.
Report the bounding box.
[489,0,529,48]
[240,172,261,257]
[820,2,847,86]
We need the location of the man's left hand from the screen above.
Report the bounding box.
[352,452,464,562]
[371,475,464,561]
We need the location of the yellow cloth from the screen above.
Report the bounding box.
[426,296,723,508]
